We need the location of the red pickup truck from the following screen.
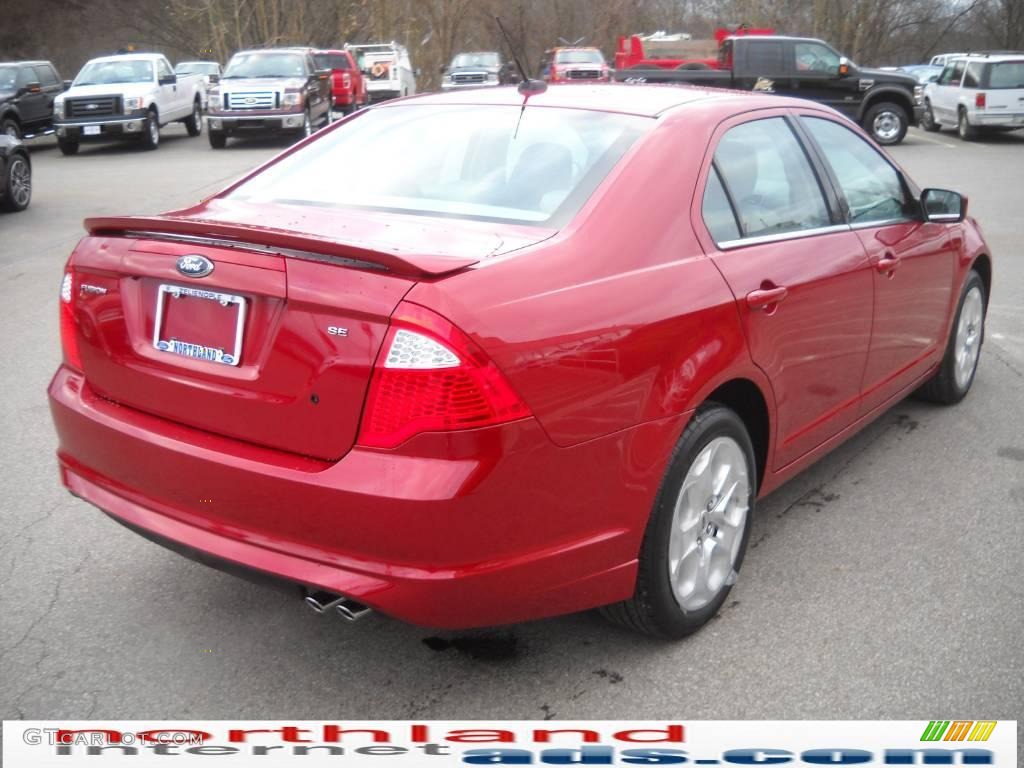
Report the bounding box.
[313,50,367,115]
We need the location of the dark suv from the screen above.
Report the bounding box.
[0,61,66,139]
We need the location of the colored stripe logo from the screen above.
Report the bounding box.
[921,720,997,741]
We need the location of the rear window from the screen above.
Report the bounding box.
[988,61,1024,88]
[228,105,649,227]
[314,54,350,70]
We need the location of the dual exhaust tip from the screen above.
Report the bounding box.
[304,590,372,622]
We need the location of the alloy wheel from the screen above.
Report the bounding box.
[667,436,750,611]
[954,285,984,391]
[8,157,30,207]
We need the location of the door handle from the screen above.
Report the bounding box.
[746,285,788,310]
[876,253,901,275]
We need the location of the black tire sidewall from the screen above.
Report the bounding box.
[2,118,20,140]
[638,406,756,637]
[143,111,159,149]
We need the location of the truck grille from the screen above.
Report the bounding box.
[225,91,278,110]
[452,72,487,84]
[67,96,122,118]
[566,69,601,80]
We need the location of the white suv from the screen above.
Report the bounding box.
[923,54,1024,140]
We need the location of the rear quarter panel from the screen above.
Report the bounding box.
[409,104,760,448]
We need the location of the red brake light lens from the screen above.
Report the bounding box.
[975,92,986,108]
[60,271,82,371]
[357,303,531,449]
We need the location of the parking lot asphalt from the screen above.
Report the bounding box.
[1,122,1022,723]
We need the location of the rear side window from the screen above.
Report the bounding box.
[712,117,831,239]
[988,61,1024,88]
[745,41,784,72]
[962,62,981,88]
[702,167,741,243]
[802,117,911,224]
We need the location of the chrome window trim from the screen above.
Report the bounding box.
[717,224,852,250]
[924,213,961,223]
[849,217,918,230]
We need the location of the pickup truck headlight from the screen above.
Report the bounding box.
[123,96,144,113]
[55,98,65,118]
[486,73,499,83]
[442,75,452,84]
[282,92,302,107]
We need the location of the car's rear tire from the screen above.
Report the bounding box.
[141,109,160,150]
[2,118,20,140]
[0,152,31,211]
[957,108,978,141]
[915,270,986,405]
[600,404,755,638]
[57,138,79,155]
[208,130,226,149]
[863,101,908,145]
[921,101,941,132]
[184,99,202,137]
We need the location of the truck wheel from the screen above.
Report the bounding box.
[921,101,941,132]
[864,102,908,145]
[0,152,31,211]
[2,118,20,140]
[184,99,202,137]
[208,130,226,149]
[57,138,79,155]
[141,109,160,150]
[600,404,755,638]
[957,108,978,141]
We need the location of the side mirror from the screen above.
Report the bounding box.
[838,57,851,77]
[921,188,966,222]
[63,79,73,90]
[208,73,220,84]
[927,74,939,83]
[315,69,331,79]
[19,81,42,96]
[158,74,177,85]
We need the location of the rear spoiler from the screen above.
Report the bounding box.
[84,215,480,278]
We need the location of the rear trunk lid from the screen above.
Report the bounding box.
[70,204,553,460]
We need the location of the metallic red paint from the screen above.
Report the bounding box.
[49,85,992,628]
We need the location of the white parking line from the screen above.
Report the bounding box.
[910,132,958,148]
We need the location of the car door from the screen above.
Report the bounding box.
[15,65,47,125]
[697,112,874,469]
[32,64,61,126]
[798,113,956,412]
[933,60,965,121]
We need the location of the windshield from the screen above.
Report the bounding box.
[224,52,305,79]
[989,61,1024,88]
[228,105,649,226]
[176,62,218,75]
[0,67,16,89]
[451,52,500,68]
[314,54,350,70]
[555,49,604,65]
[75,60,153,86]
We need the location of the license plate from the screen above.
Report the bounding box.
[152,284,246,366]
[82,125,101,135]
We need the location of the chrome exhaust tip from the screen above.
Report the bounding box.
[336,599,371,622]
[304,590,345,614]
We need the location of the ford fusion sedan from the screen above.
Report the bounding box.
[50,84,991,637]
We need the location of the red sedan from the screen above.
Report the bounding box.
[50,84,991,638]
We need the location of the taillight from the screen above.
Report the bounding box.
[975,92,986,108]
[357,303,531,449]
[60,271,82,371]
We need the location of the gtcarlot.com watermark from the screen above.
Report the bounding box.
[3,721,1017,766]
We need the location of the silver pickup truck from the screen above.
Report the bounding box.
[54,53,204,154]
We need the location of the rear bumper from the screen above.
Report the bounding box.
[969,110,1024,127]
[50,367,682,628]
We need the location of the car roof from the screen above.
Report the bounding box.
[553,47,602,52]
[0,60,53,67]
[87,53,165,64]
[956,53,1024,63]
[381,82,817,119]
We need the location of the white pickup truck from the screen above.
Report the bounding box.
[54,53,204,154]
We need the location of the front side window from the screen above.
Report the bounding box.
[962,62,981,88]
[712,117,831,239]
[802,117,911,224]
[794,43,840,74]
[34,65,58,85]
[156,59,173,79]
[228,105,649,227]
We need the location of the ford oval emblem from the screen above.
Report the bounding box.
[176,254,214,278]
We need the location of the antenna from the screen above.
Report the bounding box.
[495,15,546,96]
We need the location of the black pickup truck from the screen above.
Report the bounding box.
[0,60,67,140]
[617,36,921,145]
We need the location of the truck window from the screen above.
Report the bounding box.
[156,59,173,79]
[942,60,966,86]
[745,41,784,73]
[802,117,911,224]
[712,117,830,239]
[33,64,59,86]
[962,62,981,88]
[793,42,840,74]
[702,165,742,243]
[987,61,1024,88]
